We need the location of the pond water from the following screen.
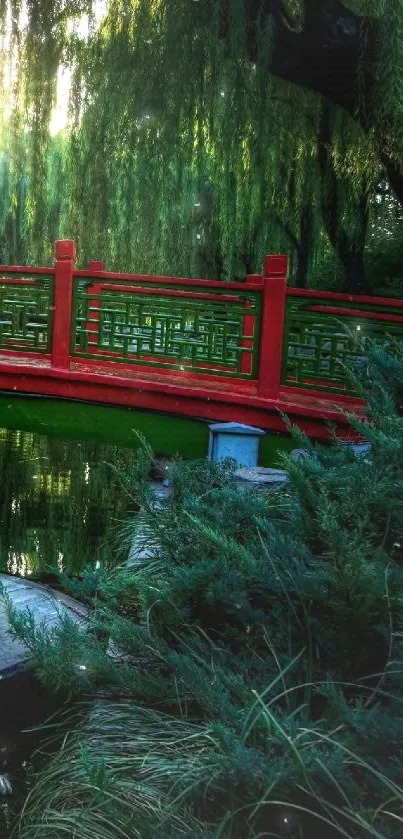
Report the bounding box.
[0,426,137,577]
[0,427,139,835]
[0,671,73,836]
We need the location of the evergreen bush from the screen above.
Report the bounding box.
[5,345,403,838]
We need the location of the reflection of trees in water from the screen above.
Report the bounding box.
[0,429,136,576]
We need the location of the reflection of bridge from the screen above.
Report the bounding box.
[0,239,401,463]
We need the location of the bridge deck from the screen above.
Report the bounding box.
[0,574,87,679]
[0,352,363,433]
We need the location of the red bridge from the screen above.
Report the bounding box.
[0,239,401,459]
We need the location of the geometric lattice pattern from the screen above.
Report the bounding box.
[0,275,53,353]
[282,295,403,393]
[72,280,261,378]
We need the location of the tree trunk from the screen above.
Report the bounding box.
[220,1,403,205]
[295,202,314,288]
[381,154,403,206]
[337,243,368,296]
[317,101,370,294]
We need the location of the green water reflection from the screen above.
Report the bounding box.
[0,427,136,576]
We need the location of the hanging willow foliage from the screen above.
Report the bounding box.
[0,0,97,263]
[0,0,399,288]
[61,0,325,277]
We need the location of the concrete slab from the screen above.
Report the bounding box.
[0,574,87,679]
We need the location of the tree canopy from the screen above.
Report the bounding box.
[0,1,401,293]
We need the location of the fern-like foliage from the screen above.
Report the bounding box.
[8,344,403,839]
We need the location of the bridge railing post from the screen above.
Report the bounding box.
[51,239,76,369]
[86,260,104,350]
[257,254,288,399]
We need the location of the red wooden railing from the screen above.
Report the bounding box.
[283,286,403,395]
[0,239,402,405]
[51,240,290,394]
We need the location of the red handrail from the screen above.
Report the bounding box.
[0,241,402,402]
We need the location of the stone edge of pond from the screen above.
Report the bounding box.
[0,574,89,680]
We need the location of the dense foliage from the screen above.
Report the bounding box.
[5,344,403,838]
[0,2,401,291]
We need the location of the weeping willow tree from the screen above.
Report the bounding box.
[63,0,394,288]
[0,1,400,291]
[65,9,323,279]
[0,0,97,264]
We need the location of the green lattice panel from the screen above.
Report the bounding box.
[0,274,53,353]
[72,280,261,377]
[282,296,403,393]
